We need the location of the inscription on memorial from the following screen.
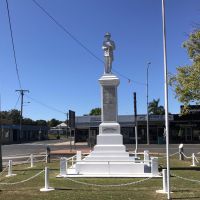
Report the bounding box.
[102,127,117,133]
[103,86,117,121]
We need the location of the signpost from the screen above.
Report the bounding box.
[68,110,75,151]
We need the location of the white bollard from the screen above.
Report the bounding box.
[179,143,184,160]
[162,169,167,193]
[60,157,67,176]
[156,169,167,193]
[45,153,48,163]
[30,154,34,168]
[134,149,137,158]
[72,156,74,166]
[40,167,55,192]
[151,157,158,176]
[144,150,150,165]
[191,153,196,167]
[76,151,82,161]
[46,146,50,163]
[6,160,16,177]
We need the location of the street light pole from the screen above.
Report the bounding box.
[146,62,151,145]
[133,92,138,155]
[162,0,171,199]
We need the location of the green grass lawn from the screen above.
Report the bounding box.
[0,155,200,200]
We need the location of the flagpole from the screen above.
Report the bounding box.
[161,0,171,199]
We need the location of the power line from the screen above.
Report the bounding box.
[13,94,20,109]
[31,0,146,86]
[31,0,103,64]
[112,68,146,86]
[5,0,22,89]
[26,95,65,115]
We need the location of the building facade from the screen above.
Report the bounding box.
[1,124,48,144]
[75,113,200,145]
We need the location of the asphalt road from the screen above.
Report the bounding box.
[2,139,200,158]
[2,139,70,157]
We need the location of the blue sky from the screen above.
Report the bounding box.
[0,0,199,121]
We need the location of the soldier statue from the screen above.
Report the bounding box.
[102,32,116,74]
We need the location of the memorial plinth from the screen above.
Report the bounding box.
[70,73,159,177]
[84,74,130,161]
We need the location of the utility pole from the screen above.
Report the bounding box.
[15,89,29,143]
[146,62,151,145]
[133,92,138,156]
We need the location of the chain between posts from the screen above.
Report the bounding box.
[33,155,47,162]
[181,152,192,159]
[172,173,200,184]
[0,165,9,177]
[64,176,153,187]
[0,170,44,185]
[158,152,179,159]
[194,156,199,163]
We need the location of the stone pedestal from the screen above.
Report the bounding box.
[83,74,130,162]
[70,73,159,177]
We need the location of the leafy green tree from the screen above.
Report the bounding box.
[47,118,61,127]
[148,99,165,115]
[23,118,35,125]
[170,30,200,106]
[1,111,9,119]
[8,109,21,124]
[35,120,47,126]
[89,108,101,115]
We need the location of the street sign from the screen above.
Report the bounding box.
[69,110,75,128]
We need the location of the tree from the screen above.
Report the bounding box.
[170,29,200,106]
[148,99,165,115]
[89,108,101,115]
[35,120,47,126]
[47,118,61,127]
[8,109,21,124]
[23,118,35,125]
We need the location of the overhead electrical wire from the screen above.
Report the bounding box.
[13,94,20,109]
[31,0,103,64]
[31,0,145,86]
[5,0,22,89]
[26,94,65,115]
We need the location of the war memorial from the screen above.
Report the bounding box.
[59,33,159,177]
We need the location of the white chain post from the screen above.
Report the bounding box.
[151,157,158,176]
[163,169,167,193]
[59,157,67,177]
[191,153,196,167]
[156,169,168,193]
[179,144,184,160]
[40,167,55,192]
[46,153,48,163]
[76,151,82,162]
[144,150,150,166]
[72,156,74,166]
[6,160,16,177]
[30,154,34,168]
